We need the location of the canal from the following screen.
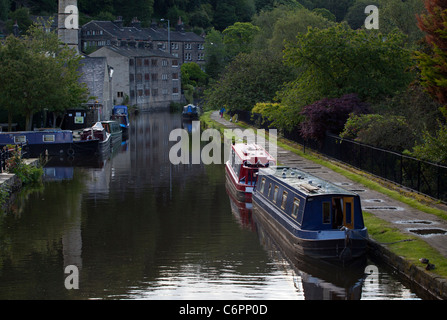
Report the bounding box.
[0,112,426,300]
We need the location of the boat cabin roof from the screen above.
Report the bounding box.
[258,167,357,197]
[233,143,276,165]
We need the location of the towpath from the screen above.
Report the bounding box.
[210,111,447,260]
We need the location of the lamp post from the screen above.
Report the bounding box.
[160,18,170,54]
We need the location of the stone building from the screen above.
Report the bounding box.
[81,17,206,69]
[89,46,182,109]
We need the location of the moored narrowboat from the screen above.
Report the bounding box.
[111,105,130,140]
[80,122,111,158]
[252,167,368,262]
[0,130,98,158]
[101,120,122,150]
[182,104,199,119]
[225,143,276,202]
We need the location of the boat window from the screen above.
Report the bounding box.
[292,198,300,218]
[281,191,288,209]
[260,178,266,193]
[323,202,331,224]
[43,135,55,142]
[267,183,272,197]
[273,186,279,203]
[14,136,26,144]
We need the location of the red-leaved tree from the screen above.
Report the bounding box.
[299,94,369,141]
[416,0,447,119]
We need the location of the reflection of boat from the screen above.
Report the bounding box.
[252,167,368,262]
[0,130,99,158]
[182,104,199,119]
[225,143,276,202]
[101,120,122,151]
[253,211,366,300]
[111,105,130,140]
[80,122,111,158]
[43,167,74,182]
[225,181,255,231]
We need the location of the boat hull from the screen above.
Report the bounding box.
[252,198,367,263]
[225,162,253,202]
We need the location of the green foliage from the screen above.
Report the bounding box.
[204,50,294,112]
[223,22,260,58]
[409,124,447,165]
[252,102,301,131]
[181,62,208,87]
[340,114,417,152]
[281,24,413,111]
[0,18,89,131]
[6,149,43,185]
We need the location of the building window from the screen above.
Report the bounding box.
[117,92,124,98]
[198,53,205,61]
[172,73,179,80]
[151,74,158,81]
[151,59,158,66]
[162,89,168,95]
[198,43,204,50]
[136,73,142,82]
[173,87,179,94]
[130,90,135,97]
[129,59,134,66]
[138,90,143,97]
[162,59,168,67]
[152,89,158,96]
[172,60,179,67]
[144,59,149,66]
[145,73,150,81]
[185,53,192,61]
[145,89,150,96]
[129,74,134,82]
[185,43,192,50]
[161,74,168,81]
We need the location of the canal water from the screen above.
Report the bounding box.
[0,112,425,300]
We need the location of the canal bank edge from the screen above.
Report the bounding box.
[202,110,447,300]
[0,159,40,210]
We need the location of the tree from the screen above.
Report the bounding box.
[0,19,88,131]
[415,0,447,119]
[299,94,369,141]
[204,49,294,112]
[280,24,413,110]
[340,113,416,153]
[204,28,227,79]
[223,22,260,58]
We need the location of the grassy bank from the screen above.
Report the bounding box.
[201,110,447,279]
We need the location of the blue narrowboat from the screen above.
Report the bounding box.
[111,105,130,140]
[182,104,199,119]
[0,130,99,158]
[252,167,368,262]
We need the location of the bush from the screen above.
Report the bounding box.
[299,94,369,141]
[341,113,417,153]
[6,149,43,185]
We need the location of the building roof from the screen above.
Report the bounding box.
[82,20,204,43]
[258,167,357,197]
[92,45,178,59]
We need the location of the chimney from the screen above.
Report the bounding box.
[176,16,184,32]
[114,16,123,28]
[130,17,141,29]
[58,0,79,54]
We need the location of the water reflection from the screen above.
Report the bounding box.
[0,111,422,300]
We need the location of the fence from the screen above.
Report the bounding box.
[233,110,447,203]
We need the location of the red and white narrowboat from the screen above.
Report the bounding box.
[225,143,276,202]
